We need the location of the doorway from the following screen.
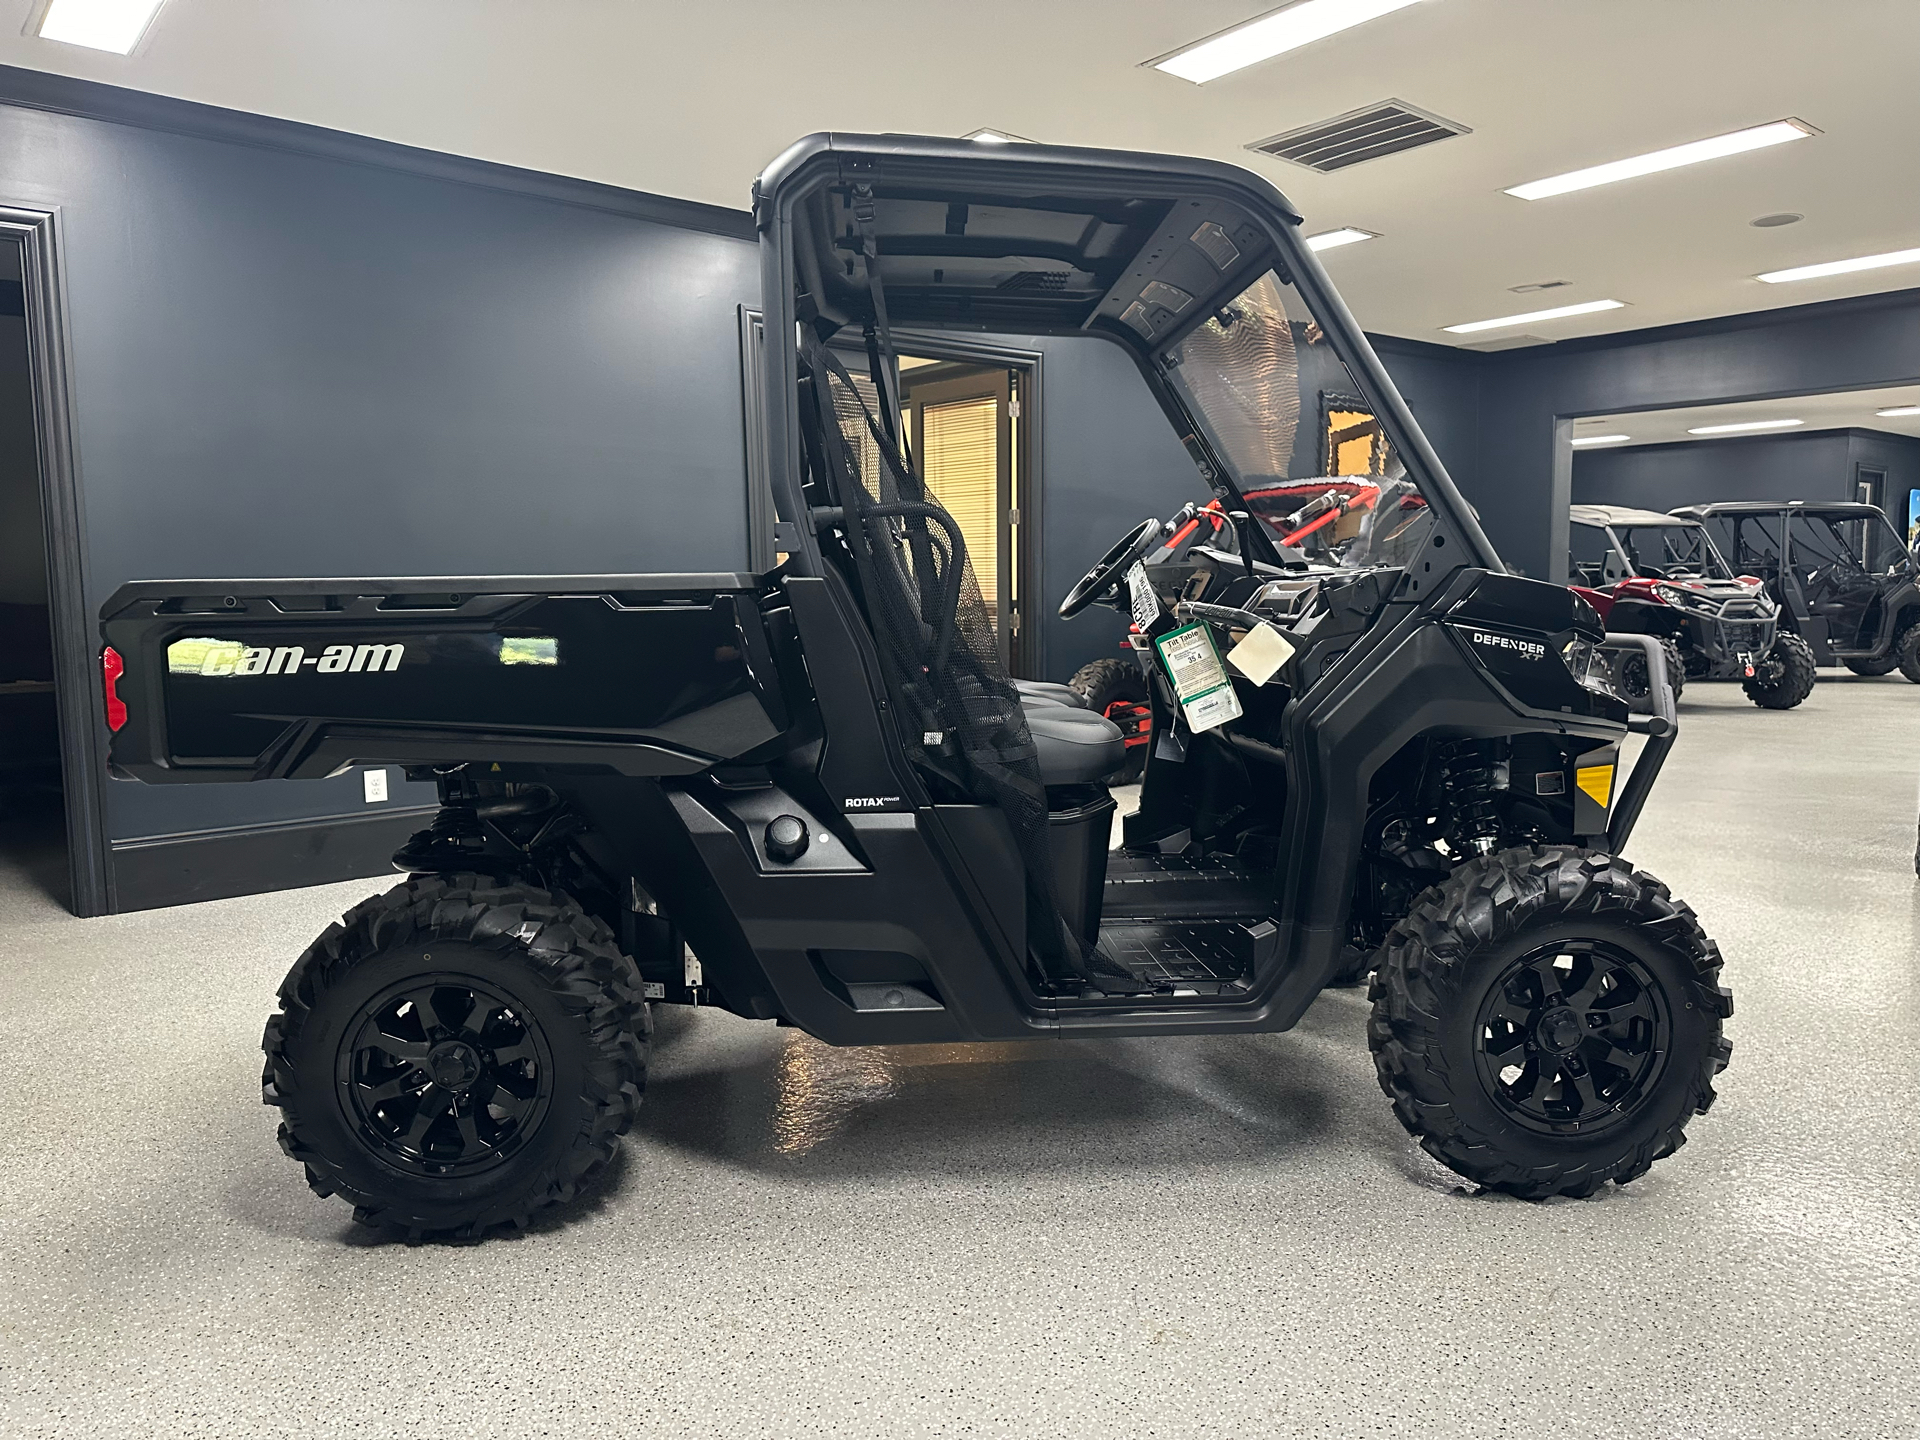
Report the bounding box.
[740,311,1042,676]
[0,237,66,908]
[899,357,1030,672]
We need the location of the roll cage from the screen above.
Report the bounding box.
[750,132,1502,590]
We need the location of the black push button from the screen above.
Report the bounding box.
[765,814,810,863]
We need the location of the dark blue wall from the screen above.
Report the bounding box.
[1570,430,1862,512]
[0,70,760,903]
[1027,335,1207,682]
[1475,288,1920,580]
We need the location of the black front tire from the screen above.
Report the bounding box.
[1743,632,1817,709]
[1368,846,1732,1200]
[262,874,649,1241]
[1069,656,1152,784]
[1897,623,1920,685]
[1660,637,1686,698]
[1613,637,1684,709]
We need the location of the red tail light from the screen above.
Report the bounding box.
[102,646,127,732]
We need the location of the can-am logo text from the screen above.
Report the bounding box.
[201,643,405,677]
[1469,630,1546,662]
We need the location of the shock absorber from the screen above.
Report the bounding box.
[1438,739,1510,855]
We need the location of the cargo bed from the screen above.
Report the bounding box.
[100,573,785,783]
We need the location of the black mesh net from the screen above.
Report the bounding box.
[799,331,1095,986]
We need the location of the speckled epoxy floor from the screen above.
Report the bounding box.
[3,675,1916,1439]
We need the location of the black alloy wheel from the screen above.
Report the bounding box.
[1614,637,1684,710]
[341,976,555,1177]
[1472,941,1668,1135]
[1369,845,1732,1199]
[263,874,649,1241]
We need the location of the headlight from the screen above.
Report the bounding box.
[1562,638,1619,698]
[1655,582,1713,614]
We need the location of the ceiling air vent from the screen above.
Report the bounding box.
[1250,99,1470,173]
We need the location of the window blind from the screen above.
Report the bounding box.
[921,396,1000,612]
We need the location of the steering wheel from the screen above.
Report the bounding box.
[1059,518,1163,619]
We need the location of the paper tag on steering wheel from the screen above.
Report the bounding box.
[1127,561,1161,631]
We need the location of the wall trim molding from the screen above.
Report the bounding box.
[0,62,758,243]
[2,201,109,917]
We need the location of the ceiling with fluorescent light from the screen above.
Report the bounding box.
[1576,385,1920,447]
[2,0,1916,348]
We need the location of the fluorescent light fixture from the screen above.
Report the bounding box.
[1687,419,1804,435]
[1757,246,1920,284]
[1874,405,1920,418]
[1152,0,1428,84]
[1571,435,1632,447]
[1443,298,1624,334]
[36,0,165,54]
[1505,119,1815,200]
[961,128,1034,144]
[1305,227,1377,252]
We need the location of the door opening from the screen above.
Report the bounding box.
[900,358,1031,673]
[738,311,1041,674]
[0,237,67,909]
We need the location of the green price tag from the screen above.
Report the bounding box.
[1153,622,1243,734]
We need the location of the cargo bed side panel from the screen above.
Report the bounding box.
[101,575,785,782]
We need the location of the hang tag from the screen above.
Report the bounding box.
[1127,561,1161,632]
[1153,622,1242,733]
[1227,623,1295,686]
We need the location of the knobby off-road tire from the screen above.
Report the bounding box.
[1897,623,1920,685]
[1743,632,1817,709]
[262,874,650,1241]
[1368,845,1732,1200]
[1069,656,1152,784]
[1660,637,1686,698]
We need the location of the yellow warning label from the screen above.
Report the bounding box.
[1576,764,1614,808]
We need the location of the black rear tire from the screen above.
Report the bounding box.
[1069,655,1152,784]
[262,873,649,1241]
[1368,846,1732,1200]
[1843,654,1899,677]
[1897,622,1920,685]
[1743,632,1816,709]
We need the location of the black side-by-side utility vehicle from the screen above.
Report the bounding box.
[99,134,1732,1238]
[1674,500,1920,682]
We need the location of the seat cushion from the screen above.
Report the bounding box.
[1025,706,1125,786]
[1015,679,1088,709]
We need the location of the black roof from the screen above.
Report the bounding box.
[755,131,1304,339]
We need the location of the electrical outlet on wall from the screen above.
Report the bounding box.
[363,768,388,804]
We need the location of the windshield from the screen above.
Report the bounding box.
[1613,525,1733,580]
[1795,511,1913,575]
[1162,268,1433,570]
